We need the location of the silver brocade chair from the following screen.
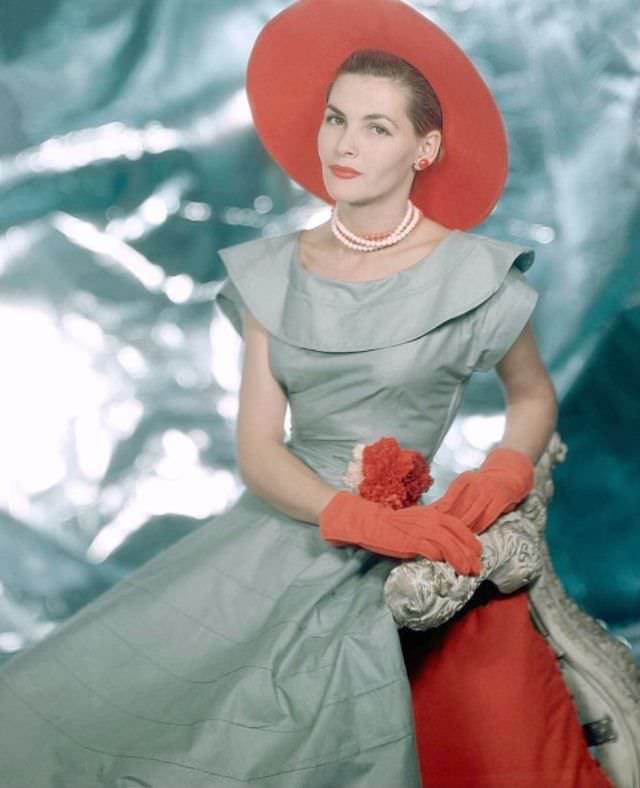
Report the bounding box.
[384,433,640,788]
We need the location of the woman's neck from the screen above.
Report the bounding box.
[334,200,410,237]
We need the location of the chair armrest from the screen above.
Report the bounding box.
[384,432,640,788]
[383,432,565,631]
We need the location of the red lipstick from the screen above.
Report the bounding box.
[329,164,362,178]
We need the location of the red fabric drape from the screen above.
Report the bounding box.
[398,583,614,788]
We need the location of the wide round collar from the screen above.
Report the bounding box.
[215,229,534,352]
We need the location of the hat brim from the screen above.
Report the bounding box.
[246,0,508,230]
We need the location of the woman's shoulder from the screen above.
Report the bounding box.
[460,229,535,272]
[438,229,537,329]
[212,232,295,341]
[216,231,294,274]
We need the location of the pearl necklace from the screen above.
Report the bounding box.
[330,199,422,252]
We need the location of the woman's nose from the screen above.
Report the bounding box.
[336,128,358,157]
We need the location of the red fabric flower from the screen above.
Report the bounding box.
[356,437,433,509]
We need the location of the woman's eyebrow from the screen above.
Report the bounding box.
[326,103,398,128]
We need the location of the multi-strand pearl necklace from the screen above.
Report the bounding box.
[330,199,422,252]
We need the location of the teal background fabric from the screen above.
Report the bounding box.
[0,0,638,671]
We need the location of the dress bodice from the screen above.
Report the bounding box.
[214,229,538,488]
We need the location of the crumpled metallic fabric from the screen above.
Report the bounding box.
[0,0,637,664]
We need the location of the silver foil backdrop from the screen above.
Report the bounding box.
[0,0,638,664]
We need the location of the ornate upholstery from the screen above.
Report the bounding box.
[384,433,640,788]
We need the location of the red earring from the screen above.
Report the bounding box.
[418,158,430,170]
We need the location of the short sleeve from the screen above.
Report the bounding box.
[214,276,246,339]
[211,234,294,344]
[470,265,539,372]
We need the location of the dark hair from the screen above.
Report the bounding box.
[325,48,445,164]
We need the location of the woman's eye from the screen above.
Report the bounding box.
[325,115,389,135]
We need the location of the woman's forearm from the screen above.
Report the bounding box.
[498,380,559,464]
[238,441,338,524]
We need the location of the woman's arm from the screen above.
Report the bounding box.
[495,321,558,464]
[428,321,557,532]
[235,308,337,524]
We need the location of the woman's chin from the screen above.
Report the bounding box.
[323,182,360,201]
[323,184,373,207]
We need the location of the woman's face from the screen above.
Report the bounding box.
[317,73,432,206]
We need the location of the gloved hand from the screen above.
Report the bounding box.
[430,447,534,534]
[319,490,483,576]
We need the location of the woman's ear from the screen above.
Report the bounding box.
[417,129,442,164]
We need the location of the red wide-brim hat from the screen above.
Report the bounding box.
[246,0,509,230]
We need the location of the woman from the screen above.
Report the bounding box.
[0,0,614,786]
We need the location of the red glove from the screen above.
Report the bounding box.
[431,447,534,534]
[319,490,482,576]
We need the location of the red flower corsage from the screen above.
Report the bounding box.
[343,436,433,509]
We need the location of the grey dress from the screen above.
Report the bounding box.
[0,228,537,787]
